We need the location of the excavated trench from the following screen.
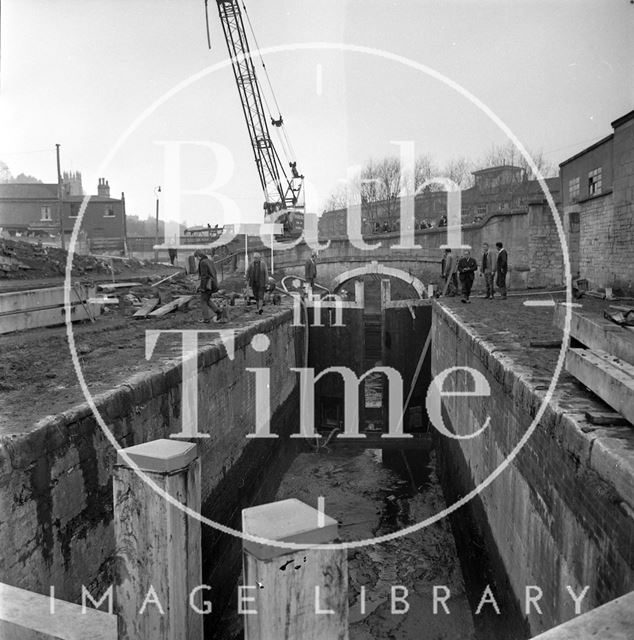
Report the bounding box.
[208,278,526,640]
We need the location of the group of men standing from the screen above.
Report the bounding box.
[441,242,508,303]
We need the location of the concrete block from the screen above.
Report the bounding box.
[117,438,197,473]
[0,581,117,640]
[529,591,634,640]
[242,498,338,561]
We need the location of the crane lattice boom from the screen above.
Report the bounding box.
[214,0,304,220]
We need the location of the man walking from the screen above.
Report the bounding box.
[481,242,495,299]
[304,252,317,290]
[495,241,508,300]
[195,250,222,323]
[441,248,458,296]
[247,252,269,314]
[457,248,478,303]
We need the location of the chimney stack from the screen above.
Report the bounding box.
[97,178,111,198]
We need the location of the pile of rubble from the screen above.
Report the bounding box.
[0,238,151,279]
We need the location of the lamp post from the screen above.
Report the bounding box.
[56,143,65,250]
[154,186,161,262]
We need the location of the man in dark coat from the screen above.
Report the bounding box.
[457,248,478,303]
[304,252,317,289]
[246,252,269,314]
[495,241,508,300]
[194,250,222,323]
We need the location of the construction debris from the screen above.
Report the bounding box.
[133,298,160,318]
[0,237,152,280]
[148,295,195,317]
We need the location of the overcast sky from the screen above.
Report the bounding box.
[1,0,632,227]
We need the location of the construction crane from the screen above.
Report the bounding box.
[204,0,305,236]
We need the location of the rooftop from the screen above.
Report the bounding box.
[0,183,58,199]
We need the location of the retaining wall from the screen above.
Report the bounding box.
[432,302,634,636]
[273,206,563,291]
[0,309,302,609]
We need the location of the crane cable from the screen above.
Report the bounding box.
[240,0,299,166]
[204,0,211,49]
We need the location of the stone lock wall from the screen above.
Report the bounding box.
[432,302,634,636]
[0,310,302,604]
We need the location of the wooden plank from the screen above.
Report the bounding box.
[0,582,117,640]
[97,281,144,291]
[554,305,634,365]
[133,297,159,318]
[566,347,634,425]
[148,295,194,317]
[176,294,194,310]
[584,411,629,426]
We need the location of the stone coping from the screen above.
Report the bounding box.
[433,300,634,510]
[529,590,634,640]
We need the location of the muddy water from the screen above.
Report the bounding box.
[274,445,476,640]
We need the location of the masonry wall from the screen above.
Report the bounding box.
[610,117,634,294]
[432,302,634,636]
[0,311,302,605]
[274,208,564,291]
[577,193,620,291]
[528,202,566,287]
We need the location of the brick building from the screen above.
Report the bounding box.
[560,110,634,294]
[0,177,126,251]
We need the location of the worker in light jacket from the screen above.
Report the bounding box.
[246,252,269,314]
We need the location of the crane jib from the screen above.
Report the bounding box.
[211,0,305,235]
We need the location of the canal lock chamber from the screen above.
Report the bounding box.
[204,276,527,640]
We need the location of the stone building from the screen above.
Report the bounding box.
[0,177,126,251]
[560,109,634,294]
[318,166,560,238]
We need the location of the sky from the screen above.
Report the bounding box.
[0,0,632,228]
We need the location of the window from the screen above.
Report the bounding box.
[40,206,52,221]
[69,203,80,218]
[104,206,115,218]
[477,205,487,216]
[588,168,602,196]
[568,176,580,203]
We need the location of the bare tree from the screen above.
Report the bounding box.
[0,162,12,183]
[322,182,352,212]
[414,154,439,193]
[442,157,475,188]
[479,141,556,178]
[0,161,42,184]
